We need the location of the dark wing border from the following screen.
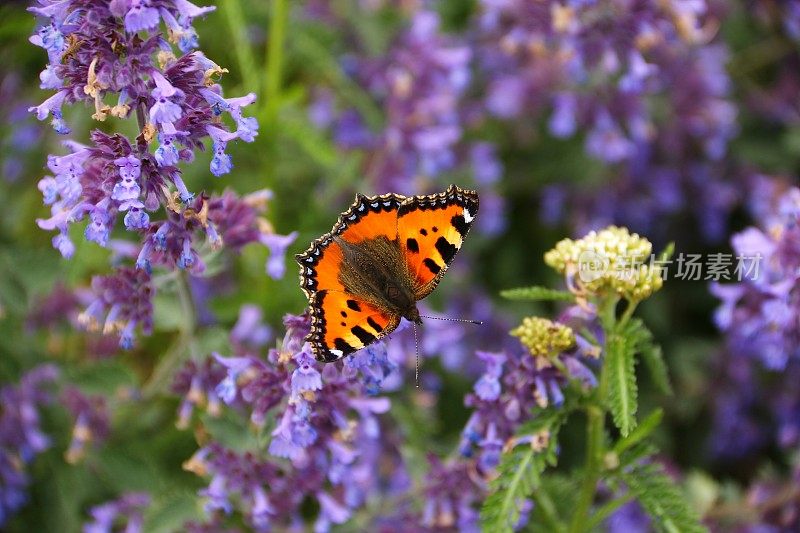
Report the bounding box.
[397,184,479,299]
[307,290,401,363]
[295,191,407,299]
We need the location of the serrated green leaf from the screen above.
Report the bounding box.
[606,331,638,436]
[480,410,567,532]
[500,286,576,302]
[621,463,707,533]
[627,319,673,395]
[640,343,673,395]
[612,409,663,455]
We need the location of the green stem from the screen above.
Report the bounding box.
[142,272,196,399]
[568,306,613,533]
[532,486,566,533]
[584,492,636,531]
[221,0,259,92]
[618,299,638,328]
[264,0,288,129]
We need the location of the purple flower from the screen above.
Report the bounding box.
[83,493,150,533]
[261,231,298,279]
[291,348,323,397]
[149,71,184,124]
[0,365,59,525]
[125,0,160,32]
[28,90,70,134]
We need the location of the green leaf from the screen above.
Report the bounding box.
[500,286,576,303]
[621,463,707,533]
[658,242,676,262]
[606,331,638,436]
[480,410,567,532]
[613,408,663,455]
[627,319,673,395]
[640,343,673,395]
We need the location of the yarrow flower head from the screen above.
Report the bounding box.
[511,317,575,361]
[544,226,664,301]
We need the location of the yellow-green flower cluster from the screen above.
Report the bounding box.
[543,225,663,300]
[511,317,575,360]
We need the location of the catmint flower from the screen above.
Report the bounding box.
[0,365,59,526]
[261,231,299,279]
[62,388,109,465]
[291,348,323,397]
[28,0,265,349]
[83,493,150,533]
[124,0,160,32]
[473,351,505,401]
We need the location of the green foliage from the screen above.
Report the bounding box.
[606,329,638,437]
[621,462,708,533]
[480,410,567,533]
[500,286,576,303]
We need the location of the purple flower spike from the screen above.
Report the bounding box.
[112,155,142,202]
[260,231,298,279]
[125,0,160,32]
[149,72,184,124]
[291,348,323,397]
[28,90,69,133]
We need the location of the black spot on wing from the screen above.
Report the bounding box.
[346,299,361,312]
[432,226,438,233]
[435,236,457,264]
[420,229,428,236]
[423,258,441,275]
[341,311,347,317]
[351,326,375,346]
[406,238,419,253]
[334,338,355,355]
[451,214,469,236]
[367,316,381,333]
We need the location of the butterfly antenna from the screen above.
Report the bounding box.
[419,315,483,325]
[412,321,420,389]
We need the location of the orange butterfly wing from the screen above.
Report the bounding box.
[307,290,400,362]
[397,185,479,299]
[297,192,406,297]
[296,192,406,361]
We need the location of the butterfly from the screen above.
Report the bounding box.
[296,184,479,363]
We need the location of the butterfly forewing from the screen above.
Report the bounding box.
[397,185,479,299]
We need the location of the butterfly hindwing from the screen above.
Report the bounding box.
[296,192,406,298]
[397,185,479,299]
[308,290,400,362]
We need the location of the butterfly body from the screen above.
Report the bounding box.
[297,185,478,362]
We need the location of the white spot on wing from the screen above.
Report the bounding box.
[330,349,343,357]
[463,209,474,223]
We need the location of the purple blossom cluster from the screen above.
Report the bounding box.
[27,0,295,349]
[83,492,150,533]
[63,387,110,464]
[0,365,59,526]
[174,311,406,531]
[743,0,800,130]
[0,73,42,184]
[710,178,800,457]
[307,9,507,236]
[472,0,739,240]
[460,305,599,472]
